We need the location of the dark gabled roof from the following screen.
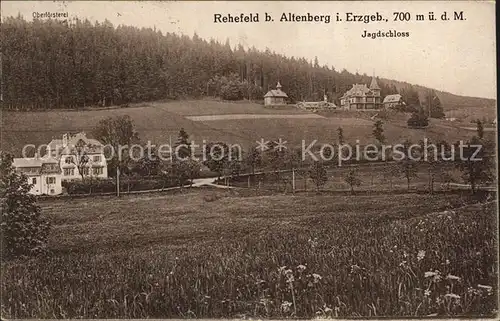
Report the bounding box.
[341,84,371,98]
[264,89,288,98]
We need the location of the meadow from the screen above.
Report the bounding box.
[1,190,497,318]
[232,163,462,193]
[1,99,481,156]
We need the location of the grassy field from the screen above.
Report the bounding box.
[233,163,464,193]
[146,99,310,116]
[1,190,497,318]
[1,99,486,156]
[1,101,255,155]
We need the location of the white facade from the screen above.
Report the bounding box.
[59,152,108,181]
[13,157,63,196]
[340,77,382,110]
[47,132,108,181]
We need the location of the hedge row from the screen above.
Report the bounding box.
[62,178,188,195]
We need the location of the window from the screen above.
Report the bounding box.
[63,168,74,176]
[65,156,73,164]
[46,177,56,184]
[93,167,103,175]
[82,168,89,176]
[32,177,37,184]
[50,189,55,194]
[93,155,101,162]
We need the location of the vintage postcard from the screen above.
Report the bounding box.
[0,0,497,319]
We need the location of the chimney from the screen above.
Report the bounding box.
[62,133,69,147]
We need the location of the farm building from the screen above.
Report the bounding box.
[297,95,337,112]
[383,94,405,109]
[264,82,288,106]
[13,155,63,195]
[340,77,382,110]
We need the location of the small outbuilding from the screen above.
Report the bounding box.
[264,82,288,106]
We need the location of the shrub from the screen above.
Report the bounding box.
[61,176,184,195]
[0,153,50,260]
[203,192,224,202]
[407,112,429,128]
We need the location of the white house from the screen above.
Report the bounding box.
[13,155,63,195]
[46,132,108,181]
[383,94,405,109]
[340,77,382,110]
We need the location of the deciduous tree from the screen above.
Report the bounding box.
[455,136,492,194]
[344,169,361,194]
[309,161,328,191]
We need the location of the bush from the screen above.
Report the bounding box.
[407,112,429,128]
[203,192,224,202]
[1,153,50,260]
[62,177,183,195]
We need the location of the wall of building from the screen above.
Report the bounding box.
[41,174,63,195]
[26,174,62,195]
[60,153,108,181]
[27,175,42,195]
[264,97,286,106]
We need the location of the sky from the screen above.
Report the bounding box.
[2,1,496,99]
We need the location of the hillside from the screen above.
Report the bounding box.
[2,16,495,116]
[1,99,485,156]
[0,102,253,156]
[379,78,496,113]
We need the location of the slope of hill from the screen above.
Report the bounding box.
[379,78,496,112]
[1,102,253,156]
[3,16,495,116]
[2,100,484,157]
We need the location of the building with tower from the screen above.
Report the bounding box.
[264,82,288,106]
[340,77,382,110]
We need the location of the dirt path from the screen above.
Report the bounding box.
[186,114,325,121]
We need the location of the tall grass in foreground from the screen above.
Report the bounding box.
[2,202,497,318]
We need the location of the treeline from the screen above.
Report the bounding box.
[4,15,416,110]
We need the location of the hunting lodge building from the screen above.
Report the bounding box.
[340,77,382,110]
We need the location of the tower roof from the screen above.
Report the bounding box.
[370,77,380,90]
[276,81,282,89]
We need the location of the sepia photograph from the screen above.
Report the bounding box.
[0,1,498,319]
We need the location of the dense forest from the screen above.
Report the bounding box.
[1,15,493,113]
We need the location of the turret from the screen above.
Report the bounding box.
[370,77,380,96]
